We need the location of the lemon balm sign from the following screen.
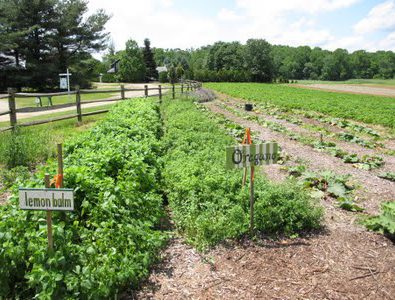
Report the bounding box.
[226,143,279,169]
[19,188,74,211]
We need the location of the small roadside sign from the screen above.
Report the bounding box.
[226,142,279,169]
[19,188,74,211]
[59,77,67,89]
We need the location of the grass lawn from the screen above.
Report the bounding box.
[0,112,106,169]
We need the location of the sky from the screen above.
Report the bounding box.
[87,0,395,53]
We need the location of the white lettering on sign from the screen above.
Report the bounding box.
[19,188,74,211]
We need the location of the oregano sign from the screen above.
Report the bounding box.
[226,142,279,169]
[226,128,279,233]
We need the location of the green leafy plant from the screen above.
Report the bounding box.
[206,82,395,128]
[162,97,322,248]
[0,99,166,298]
[284,168,363,212]
[0,166,30,191]
[364,201,395,241]
[378,172,395,182]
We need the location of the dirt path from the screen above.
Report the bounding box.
[0,83,160,122]
[294,84,395,97]
[132,230,394,300]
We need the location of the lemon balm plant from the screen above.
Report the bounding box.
[0,99,166,298]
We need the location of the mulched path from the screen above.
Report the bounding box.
[131,229,394,299]
[128,94,395,300]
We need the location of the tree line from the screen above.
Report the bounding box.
[152,41,395,83]
[102,38,395,83]
[0,0,109,91]
[1,0,394,91]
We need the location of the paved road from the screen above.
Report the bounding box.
[0,83,160,123]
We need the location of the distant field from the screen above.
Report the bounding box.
[205,82,395,128]
[296,79,395,86]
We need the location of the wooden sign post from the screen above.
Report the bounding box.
[45,174,53,250]
[226,129,279,233]
[19,144,73,251]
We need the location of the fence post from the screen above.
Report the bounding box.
[7,88,17,130]
[75,85,82,123]
[144,85,148,98]
[172,84,175,99]
[181,83,184,94]
[158,85,162,102]
[120,84,125,100]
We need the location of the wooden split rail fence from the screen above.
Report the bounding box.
[0,80,202,132]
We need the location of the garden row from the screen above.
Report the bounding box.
[5,94,372,298]
[161,98,322,248]
[0,99,166,298]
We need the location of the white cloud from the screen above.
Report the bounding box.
[159,0,174,8]
[217,8,243,21]
[88,0,395,56]
[354,0,395,34]
[323,35,365,51]
[235,0,359,16]
[376,31,395,50]
[229,1,349,47]
[88,0,218,50]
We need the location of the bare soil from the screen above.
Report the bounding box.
[207,101,395,214]
[294,84,395,98]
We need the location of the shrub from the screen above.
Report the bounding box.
[161,97,322,248]
[159,71,168,83]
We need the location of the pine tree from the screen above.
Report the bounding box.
[118,39,146,83]
[142,38,158,81]
[0,0,110,90]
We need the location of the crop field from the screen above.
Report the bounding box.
[0,89,394,299]
[206,82,395,128]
